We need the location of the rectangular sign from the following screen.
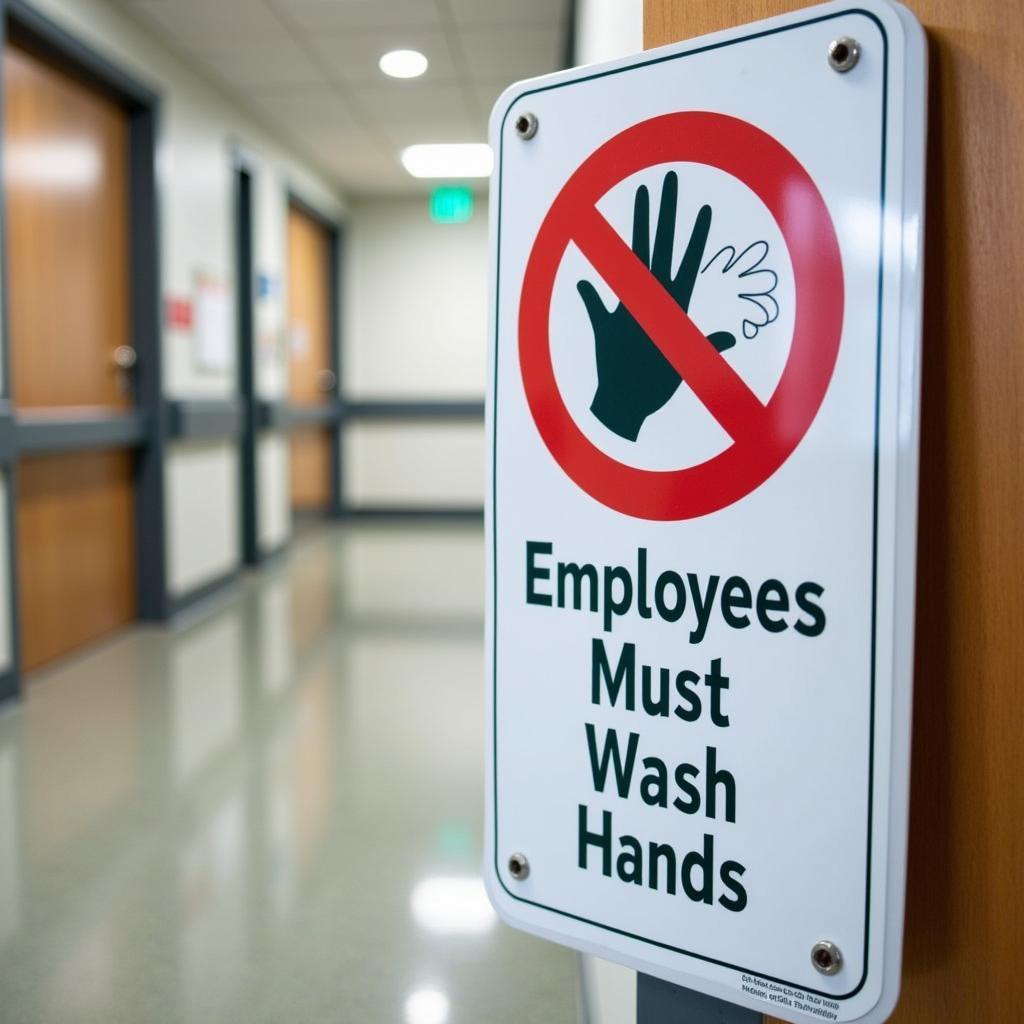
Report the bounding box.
[165,296,193,330]
[484,3,926,1023]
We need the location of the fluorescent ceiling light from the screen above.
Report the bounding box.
[379,49,428,78]
[400,143,493,179]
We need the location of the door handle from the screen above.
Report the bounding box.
[112,345,137,370]
[317,369,337,393]
[112,346,137,398]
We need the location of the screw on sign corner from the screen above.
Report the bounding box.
[507,852,530,880]
[810,940,843,976]
[828,37,860,72]
[514,112,538,140]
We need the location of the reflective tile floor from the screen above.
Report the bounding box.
[0,525,606,1024]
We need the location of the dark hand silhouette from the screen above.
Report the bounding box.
[578,171,735,442]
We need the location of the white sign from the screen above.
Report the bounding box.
[194,275,232,373]
[484,4,926,1023]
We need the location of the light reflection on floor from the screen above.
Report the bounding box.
[0,525,582,1024]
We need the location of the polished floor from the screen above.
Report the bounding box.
[0,525,606,1024]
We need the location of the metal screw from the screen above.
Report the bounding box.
[828,37,860,73]
[507,852,530,880]
[514,112,538,140]
[810,940,843,976]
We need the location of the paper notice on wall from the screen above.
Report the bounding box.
[257,307,284,358]
[194,276,232,373]
[289,324,310,356]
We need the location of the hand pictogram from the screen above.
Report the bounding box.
[577,170,773,442]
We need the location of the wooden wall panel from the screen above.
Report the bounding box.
[643,2,1024,1021]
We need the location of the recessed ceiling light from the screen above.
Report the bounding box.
[400,143,493,179]
[379,49,428,79]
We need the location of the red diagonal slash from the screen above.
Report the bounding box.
[571,204,766,447]
[516,111,843,520]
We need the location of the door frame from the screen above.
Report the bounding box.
[0,0,165,701]
[234,156,259,565]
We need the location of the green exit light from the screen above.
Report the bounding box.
[430,186,474,223]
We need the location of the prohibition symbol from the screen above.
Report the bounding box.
[518,111,844,520]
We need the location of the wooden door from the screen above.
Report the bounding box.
[287,203,333,511]
[644,2,1023,1021]
[4,41,136,672]
[4,43,131,411]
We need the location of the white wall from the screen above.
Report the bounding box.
[575,0,644,64]
[343,197,487,508]
[165,441,240,595]
[580,956,636,1024]
[344,422,486,509]
[0,0,346,656]
[344,197,488,399]
[257,433,290,553]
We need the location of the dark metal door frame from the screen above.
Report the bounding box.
[636,973,764,1023]
[235,159,259,565]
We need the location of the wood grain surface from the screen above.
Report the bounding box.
[287,203,333,509]
[287,203,332,405]
[4,42,130,410]
[644,2,1023,1020]
[5,41,137,673]
[16,452,136,672]
[289,426,332,511]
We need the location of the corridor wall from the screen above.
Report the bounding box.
[342,196,487,513]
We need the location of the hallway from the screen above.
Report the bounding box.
[0,525,578,1024]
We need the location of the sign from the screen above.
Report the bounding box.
[194,274,232,373]
[485,4,926,1024]
[519,111,843,520]
[430,185,474,223]
[257,271,278,299]
[165,296,193,330]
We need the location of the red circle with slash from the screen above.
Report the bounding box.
[518,111,844,520]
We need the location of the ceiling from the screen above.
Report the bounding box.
[110,0,572,196]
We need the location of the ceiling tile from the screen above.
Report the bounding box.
[353,81,469,122]
[377,118,482,153]
[122,0,286,46]
[307,28,459,85]
[271,0,442,32]
[315,143,412,193]
[288,121,383,160]
[247,87,364,134]
[191,38,326,89]
[473,77,519,118]
[458,26,563,79]
[446,0,569,28]
[115,0,571,194]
